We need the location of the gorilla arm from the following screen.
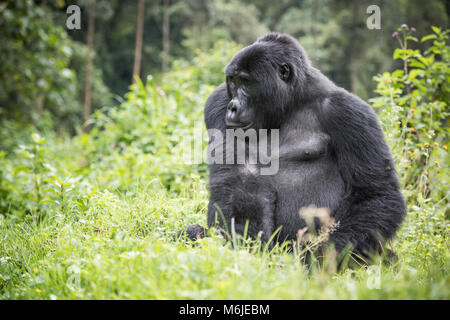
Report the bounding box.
[318,89,406,257]
[178,85,230,242]
[204,84,276,242]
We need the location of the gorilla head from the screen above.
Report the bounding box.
[224,33,311,130]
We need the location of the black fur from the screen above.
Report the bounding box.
[177,224,207,242]
[184,33,406,259]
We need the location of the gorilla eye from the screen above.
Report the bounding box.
[238,71,250,82]
[239,76,250,86]
[279,63,291,81]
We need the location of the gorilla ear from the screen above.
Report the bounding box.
[279,63,291,81]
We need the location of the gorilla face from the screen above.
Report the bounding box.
[224,70,254,129]
[224,42,298,130]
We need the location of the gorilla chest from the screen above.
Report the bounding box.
[277,109,332,173]
[273,114,344,236]
[275,129,338,191]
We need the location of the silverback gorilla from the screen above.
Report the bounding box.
[181,33,405,260]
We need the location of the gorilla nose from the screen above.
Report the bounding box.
[226,103,240,123]
[226,101,241,122]
[227,101,238,113]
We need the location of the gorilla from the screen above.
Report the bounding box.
[181,33,405,261]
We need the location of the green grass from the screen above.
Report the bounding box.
[0,177,448,299]
[0,35,448,300]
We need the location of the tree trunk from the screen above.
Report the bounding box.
[349,2,360,94]
[132,0,145,84]
[162,0,170,73]
[37,95,44,118]
[83,2,95,133]
[310,0,317,58]
[36,0,47,128]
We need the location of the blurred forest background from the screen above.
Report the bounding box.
[0,0,449,299]
[1,0,448,134]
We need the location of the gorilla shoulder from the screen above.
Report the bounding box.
[204,83,228,131]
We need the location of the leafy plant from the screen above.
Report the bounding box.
[371,26,449,203]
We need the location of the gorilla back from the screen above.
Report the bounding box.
[202,32,406,259]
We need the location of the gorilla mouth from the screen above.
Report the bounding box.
[225,121,253,130]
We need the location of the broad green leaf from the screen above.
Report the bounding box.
[408,69,423,82]
[421,34,437,42]
[431,26,441,35]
